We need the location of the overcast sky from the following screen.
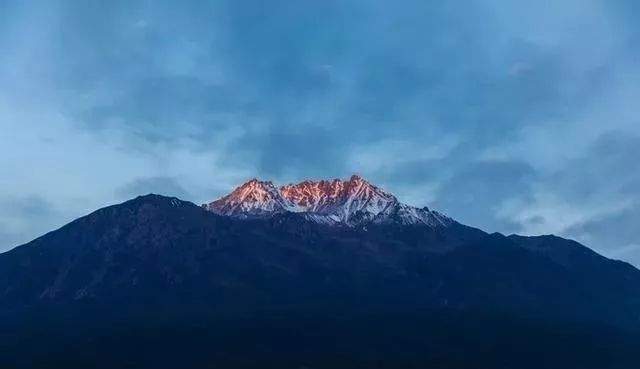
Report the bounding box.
[1,1,640,266]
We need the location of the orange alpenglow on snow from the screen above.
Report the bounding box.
[204,175,453,227]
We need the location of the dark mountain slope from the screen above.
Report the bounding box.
[0,195,476,309]
[1,194,640,368]
[1,194,639,325]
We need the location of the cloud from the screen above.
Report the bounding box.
[566,207,640,266]
[115,176,192,200]
[0,195,60,251]
[1,1,640,265]
[432,160,537,233]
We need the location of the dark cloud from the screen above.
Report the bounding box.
[2,196,56,220]
[2,1,640,266]
[567,206,640,266]
[0,196,61,250]
[548,132,640,204]
[432,160,537,233]
[115,177,192,200]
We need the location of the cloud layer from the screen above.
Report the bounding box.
[1,1,640,266]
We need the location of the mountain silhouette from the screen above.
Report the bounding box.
[1,177,639,368]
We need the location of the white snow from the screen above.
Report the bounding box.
[204,175,454,227]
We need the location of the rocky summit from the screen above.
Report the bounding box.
[204,175,452,226]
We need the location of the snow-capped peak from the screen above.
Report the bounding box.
[279,175,398,223]
[204,175,454,227]
[203,179,299,217]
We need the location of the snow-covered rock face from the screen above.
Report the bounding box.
[204,175,454,227]
[203,179,299,217]
[280,175,397,220]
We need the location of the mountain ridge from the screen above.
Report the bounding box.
[203,175,453,227]
[2,192,640,368]
[2,193,639,323]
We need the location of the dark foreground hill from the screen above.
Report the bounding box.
[1,194,639,368]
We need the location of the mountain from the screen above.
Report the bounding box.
[203,178,299,216]
[1,176,640,369]
[204,175,452,226]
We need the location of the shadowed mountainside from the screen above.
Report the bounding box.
[1,194,639,368]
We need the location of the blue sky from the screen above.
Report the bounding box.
[1,1,640,266]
